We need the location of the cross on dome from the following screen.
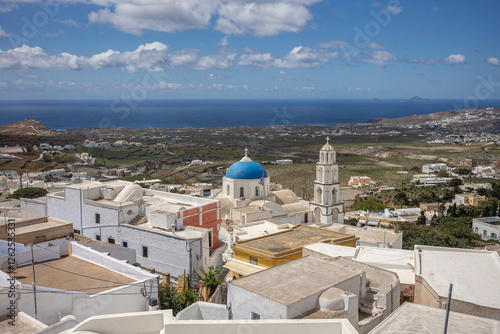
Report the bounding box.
[244,147,248,157]
[326,136,330,145]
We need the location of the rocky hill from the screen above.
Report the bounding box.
[0,119,59,136]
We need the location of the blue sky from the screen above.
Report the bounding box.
[0,0,499,99]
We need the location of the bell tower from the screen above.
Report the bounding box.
[310,137,344,224]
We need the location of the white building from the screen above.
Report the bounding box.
[310,137,344,224]
[370,302,500,334]
[411,174,453,186]
[473,217,500,240]
[422,163,447,174]
[414,245,500,320]
[63,311,358,334]
[21,180,225,281]
[227,256,399,334]
[0,242,158,325]
[276,159,293,165]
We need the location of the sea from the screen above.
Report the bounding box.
[0,99,499,130]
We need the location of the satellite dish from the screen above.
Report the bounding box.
[1,260,18,274]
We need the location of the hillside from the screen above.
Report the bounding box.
[0,119,59,136]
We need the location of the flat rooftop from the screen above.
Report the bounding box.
[475,216,500,225]
[329,224,400,245]
[230,257,361,305]
[370,302,500,334]
[416,245,500,309]
[0,313,44,334]
[15,256,134,294]
[237,225,357,254]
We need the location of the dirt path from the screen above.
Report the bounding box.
[367,158,403,168]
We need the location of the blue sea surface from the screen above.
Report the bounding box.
[0,99,499,130]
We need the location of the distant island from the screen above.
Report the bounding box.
[370,98,383,103]
[400,96,431,103]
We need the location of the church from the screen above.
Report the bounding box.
[213,137,344,236]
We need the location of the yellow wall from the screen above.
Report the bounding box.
[233,239,357,270]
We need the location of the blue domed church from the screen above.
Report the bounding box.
[223,148,270,202]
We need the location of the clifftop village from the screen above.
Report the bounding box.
[1,129,500,334]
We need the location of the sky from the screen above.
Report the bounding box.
[0,0,499,100]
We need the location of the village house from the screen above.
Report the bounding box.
[20,180,225,282]
[0,242,158,326]
[227,256,400,334]
[472,216,500,240]
[414,245,500,320]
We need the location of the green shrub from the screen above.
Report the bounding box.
[8,187,48,199]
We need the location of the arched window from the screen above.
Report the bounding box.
[332,189,336,204]
[474,227,478,233]
[316,187,323,204]
[318,167,323,182]
[227,184,230,196]
[255,186,259,197]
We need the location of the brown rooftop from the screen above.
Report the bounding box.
[0,216,73,245]
[235,225,357,255]
[15,256,134,294]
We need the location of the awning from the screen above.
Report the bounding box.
[223,260,263,276]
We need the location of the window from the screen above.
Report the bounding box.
[73,229,81,234]
[251,312,260,320]
[255,186,259,197]
[227,184,230,196]
[240,187,244,198]
[249,256,258,265]
[474,227,479,233]
[95,234,101,241]
[108,237,115,244]
[208,230,213,248]
[95,213,101,224]
[484,230,488,237]
[492,233,497,239]
[143,246,148,258]
[122,241,128,248]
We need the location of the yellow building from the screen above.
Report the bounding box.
[225,225,358,278]
[453,193,486,206]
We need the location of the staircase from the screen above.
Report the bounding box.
[129,214,147,225]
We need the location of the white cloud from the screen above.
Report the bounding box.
[386,6,402,15]
[279,71,287,75]
[317,40,347,49]
[0,26,8,37]
[371,2,382,8]
[238,46,337,69]
[440,54,466,65]
[215,1,321,36]
[159,81,184,89]
[408,58,436,65]
[194,51,237,70]
[54,18,83,28]
[430,6,439,11]
[361,50,396,67]
[217,36,229,46]
[486,57,500,67]
[85,0,319,36]
[367,42,384,49]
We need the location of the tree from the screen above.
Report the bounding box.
[159,283,197,315]
[8,187,48,199]
[195,265,223,293]
[416,210,427,225]
[393,191,408,208]
[450,178,463,187]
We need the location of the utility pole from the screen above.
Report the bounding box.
[443,283,453,334]
[30,243,38,319]
[20,173,23,198]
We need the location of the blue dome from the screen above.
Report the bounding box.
[226,160,267,180]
